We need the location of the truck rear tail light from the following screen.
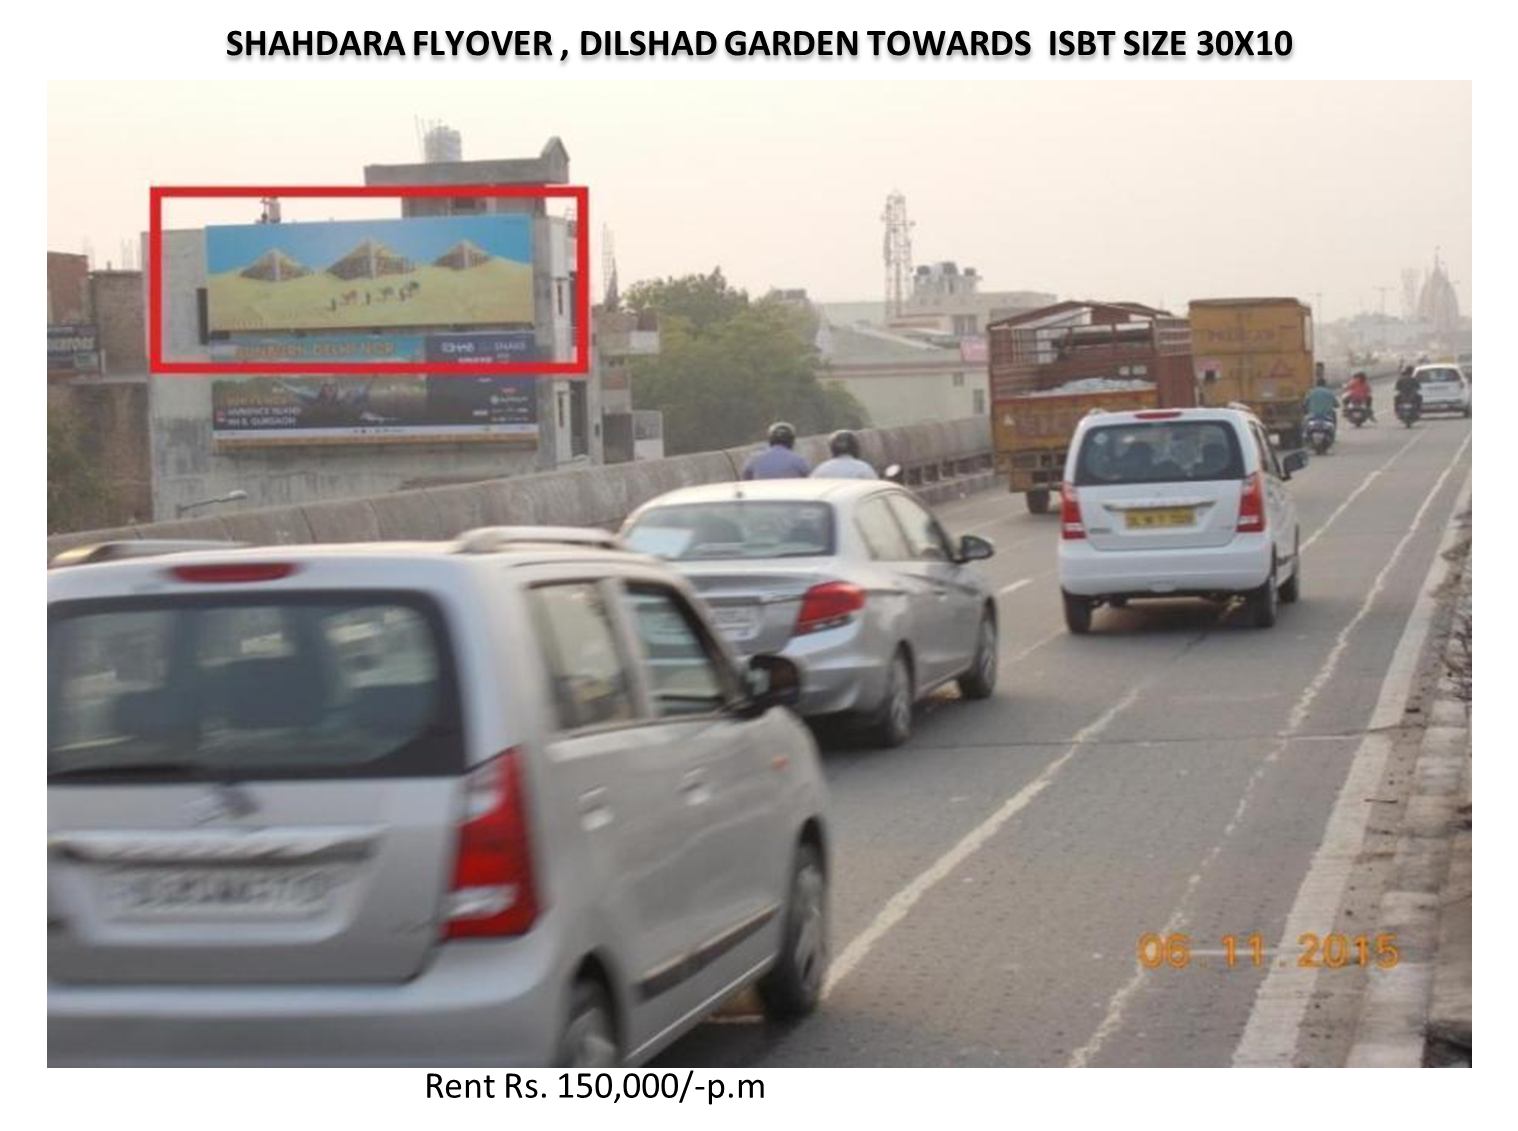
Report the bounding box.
[170,563,297,583]
[1061,484,1086,540]
[444,749,539,940]
[795,581,866,635]
[1236,473,1267,533]
[1134,410,1183,420]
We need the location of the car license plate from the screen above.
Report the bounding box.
[712,605,762,641]
[104,867,340,921]
[1125,507,1195,529]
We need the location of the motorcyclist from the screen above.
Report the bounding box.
[1394,366,1424,415]
[811,430,878,479]
[1344,371,1375,422]
[1303,374,1339,425]
[741,421,812,480]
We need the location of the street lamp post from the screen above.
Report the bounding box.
[176,489,248,519]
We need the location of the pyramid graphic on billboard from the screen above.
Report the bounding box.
[326,239,416,281]
[239,249,310,282]
[434,240,494,270]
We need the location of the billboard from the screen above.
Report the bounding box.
[48,325,101,374]
[211,375,538,446]
[205,215,533,334]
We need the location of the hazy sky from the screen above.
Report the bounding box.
[48,80,1470,321]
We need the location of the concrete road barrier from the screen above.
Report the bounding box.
[48,418,998,561]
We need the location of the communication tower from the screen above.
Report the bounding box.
[881,191,914,319]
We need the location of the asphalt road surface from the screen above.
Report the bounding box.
[660,406,1472,1068]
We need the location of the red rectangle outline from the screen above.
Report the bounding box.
[148,185,590,376]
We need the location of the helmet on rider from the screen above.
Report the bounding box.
[767,421,798,448]
[828,429,861,458]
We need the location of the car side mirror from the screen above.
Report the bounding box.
[957,533,995,563]
[1281,449,1309,477]
[737,654,803,717]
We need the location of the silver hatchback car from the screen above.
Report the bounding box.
[48,528,829,1066]
[621,480,999,746]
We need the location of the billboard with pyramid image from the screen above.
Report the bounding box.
[205,215,533,333]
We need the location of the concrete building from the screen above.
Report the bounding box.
[145,136,593,520]
[817,321,988,429]
[813,266,1054,429]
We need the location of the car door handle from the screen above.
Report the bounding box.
[577,787,614,831]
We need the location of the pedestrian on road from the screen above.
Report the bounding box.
[812,430,878,479]
[742,422,812,480]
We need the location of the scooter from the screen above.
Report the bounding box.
[1304,413,1337,455]
[1344,398,1371,428]
[1395,397,1421,428]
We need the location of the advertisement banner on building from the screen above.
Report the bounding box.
[209,334,427,365]
[205,215,533,333]
[959,336,988,364]
[211,375,538,446]
[48,325,101,374]
[423,330,539,364]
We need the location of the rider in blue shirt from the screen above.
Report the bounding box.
[742,422,812,479]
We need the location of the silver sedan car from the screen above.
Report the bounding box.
[621,480,999,746]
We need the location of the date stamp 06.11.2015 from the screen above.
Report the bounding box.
[1136,932,1400,971]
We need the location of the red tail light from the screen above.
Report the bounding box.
[1236,472,1267,533]
[795,581,865,635]
[1060,484,1086,540]
[444,750,539,939]
[1134,410,1183,420]
[171,563,296,583]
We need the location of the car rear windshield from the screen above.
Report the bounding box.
[623,501,836,560]
[1074,421,1246,486]
[1419,368,1462,385]
[48,592,464,783]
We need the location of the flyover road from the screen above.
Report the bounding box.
[660,409,1471,1067]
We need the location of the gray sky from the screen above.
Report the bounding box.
[48,80,1470,322]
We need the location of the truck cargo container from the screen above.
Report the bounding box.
[989,302,1195,513]
[1189,297,1314,447]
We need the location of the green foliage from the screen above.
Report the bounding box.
[48,411,111,534]
[627,271,868,455]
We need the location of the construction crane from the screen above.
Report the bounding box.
[881,190,914,320]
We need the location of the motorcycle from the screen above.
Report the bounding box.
[1304,413,1337,456]
[1395,397,1421,428]
[1344,398,1371,428]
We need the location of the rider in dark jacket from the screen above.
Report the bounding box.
[1394,367,1424,414]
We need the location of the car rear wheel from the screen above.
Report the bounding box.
[558,979,620,1068]
[870,651,914,747]
[1278,533,1301,604]
[1246,564,1279,629]
[758,841,828,1020]
[1063,590,1093,635]
[957,611,998,700]
[1025,489,1052,515]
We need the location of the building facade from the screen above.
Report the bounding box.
[144,136,594,520]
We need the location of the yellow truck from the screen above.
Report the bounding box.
[1189,298,1315,447]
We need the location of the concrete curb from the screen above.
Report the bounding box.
[1346,511,1471,1067]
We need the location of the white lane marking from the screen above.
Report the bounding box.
[998,578,1033,597]
[1232,457,1471,1066]
[1072,439,1470,1068]
[1300,429,1423,553]
[823,684,1145,997]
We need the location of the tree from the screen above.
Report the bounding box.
[48,410,111,534]
[624,268,749,337]
[627,271,868,455]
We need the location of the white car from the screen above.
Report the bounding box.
[49,528,829,1066]
[1413,363,1472,416]
[1057,407,1306,633]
